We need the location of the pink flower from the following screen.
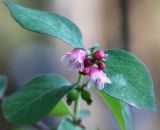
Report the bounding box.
[61,49,86,72]
[87,66,111,90]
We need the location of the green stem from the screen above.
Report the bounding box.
[73,92,81,122]
[73,73,82,122]
[77,73,82,83]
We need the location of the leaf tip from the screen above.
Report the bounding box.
[2,0,11,8]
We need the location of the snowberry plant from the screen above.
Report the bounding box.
[1,1,156,130]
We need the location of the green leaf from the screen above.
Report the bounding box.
[96,89,132,130]
[104,49,156,110]
[77,110,90,119]
[50,100,70,117]
[12,127,38,130]
[2,74,73,125]
[4,1,83,48]
[57,119,84,130]
[0,75,7,99]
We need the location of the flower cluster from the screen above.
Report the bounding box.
[61,48,111,90]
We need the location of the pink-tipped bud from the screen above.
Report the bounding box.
[81,67,90,75]
[93,50,106,61]
[84,58,92,67]
[98,62,106,70]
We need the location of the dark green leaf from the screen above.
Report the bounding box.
[50,100,70,117]
[57,119,84,130]
[12,127,38,130]
[104,49,156,110]
[4,1,83,48]
[2,74,73,125]
[96,89,132,130]
[0,75,7,99]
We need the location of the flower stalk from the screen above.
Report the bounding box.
[73,91,81,122]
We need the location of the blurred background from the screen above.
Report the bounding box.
[0,0,160,130]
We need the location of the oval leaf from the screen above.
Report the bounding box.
[4,1,83,48]
[104,49,156,110]
[2,74,73,125]
[0,75,7,99]
[50,100,70,117]
[57,118,84,130]
[95,89,132,130]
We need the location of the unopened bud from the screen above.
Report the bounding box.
[66,89,78,105]
[98,62,106,70]
[84,58,92,67]
[81,90,92,105]
[93,50,106,61]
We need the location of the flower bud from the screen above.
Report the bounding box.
[66,99,72,105]
[98,62,106,70]
[84,58,92,67]
[66,89,78,105]
[93,50,106,61]
[81,90,92,105]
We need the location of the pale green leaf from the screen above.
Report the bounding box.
[96,90,132,130]
[50,100,70,117]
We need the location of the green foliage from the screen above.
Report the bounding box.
[50,100,70,117]
[4,1,83,48]
[57,118,84,130]
[96,90,132,130]
[0,75,7,99]
[12,127,38,130]
[2,74,73,125]
[2,1,156,129]
[104,49,156,110]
